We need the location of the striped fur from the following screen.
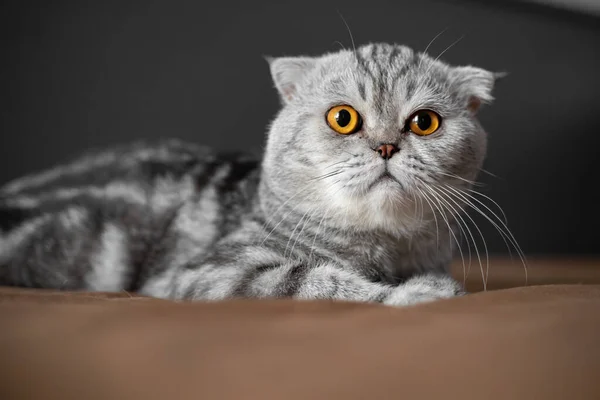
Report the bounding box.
[0,43,500,306]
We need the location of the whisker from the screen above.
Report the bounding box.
[419,186,452,248]
[262,163,351,247]
[418,27,449,69]
[479,168,501,179]
[340,150,359,158]
[408,190,419,251]
[417,179,472,276]
[437,171,484,187]
[336,10,357,56]
[323,159,353,171]
[434,186,490,289]
[415,187,440,249]
[424,182,487,290]
[443,185,528,285]
[446,186,516,252]
[410,189,420,227]
[332,40,347,51]
[284,207,313,258]
[431,187,473,279]
[289,206,319,259]
[255,184,313,245]
[259,195,309,247]
[258,163,349,246]
[418,185,466,284]
[260,206,296,246]
[434,34,464,62]
[453,188,513,262]
[425,34,465,75]
[310,170,344,182]
[463,187,509,225]
[308,209,328,263]
[417,186,425,224]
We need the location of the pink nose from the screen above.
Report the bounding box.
[376,144,398,160]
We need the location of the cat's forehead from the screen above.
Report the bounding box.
[355,43,417,67]
[312,43,452,109]
[318,43,428,76]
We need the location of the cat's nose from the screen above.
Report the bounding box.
[375,143,398,160]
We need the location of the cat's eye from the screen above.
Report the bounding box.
[407,110,441,136]
[326,105,362,135]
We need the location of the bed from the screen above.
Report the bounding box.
[1,258,599,399]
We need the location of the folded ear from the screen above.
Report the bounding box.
[266,56,317,103]
[450,66,506,114]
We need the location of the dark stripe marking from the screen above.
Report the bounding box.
[232,262,282,297]
[276,263,310,297]
[0,206,35,232]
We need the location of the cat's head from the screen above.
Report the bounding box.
[262,43,499,235]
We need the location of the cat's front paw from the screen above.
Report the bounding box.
[383,273,465,307]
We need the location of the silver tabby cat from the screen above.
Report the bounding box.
[0,43,498,306]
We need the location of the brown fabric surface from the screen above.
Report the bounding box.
[0,258,599,399]
[454,256,600,292]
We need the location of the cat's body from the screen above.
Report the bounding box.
[0,43,499,305]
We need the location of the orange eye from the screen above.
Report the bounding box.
[326,105,362,135]
[408,110,441,136]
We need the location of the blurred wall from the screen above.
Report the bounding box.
[525,0,600,15]
[1,0,599,255]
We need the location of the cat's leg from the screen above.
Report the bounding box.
[170,243,463,306]
[382,272,465,306]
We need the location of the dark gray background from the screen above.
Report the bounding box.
[1,0,599,255]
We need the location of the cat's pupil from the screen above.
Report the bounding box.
[336,110,351,127]
[417,113,431,130]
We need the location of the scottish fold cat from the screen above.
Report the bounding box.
[0,43,506,305]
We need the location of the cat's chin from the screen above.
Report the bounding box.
[367,172,404,191]
[325,185,426,235]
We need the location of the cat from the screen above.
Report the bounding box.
[0,43,499,306]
